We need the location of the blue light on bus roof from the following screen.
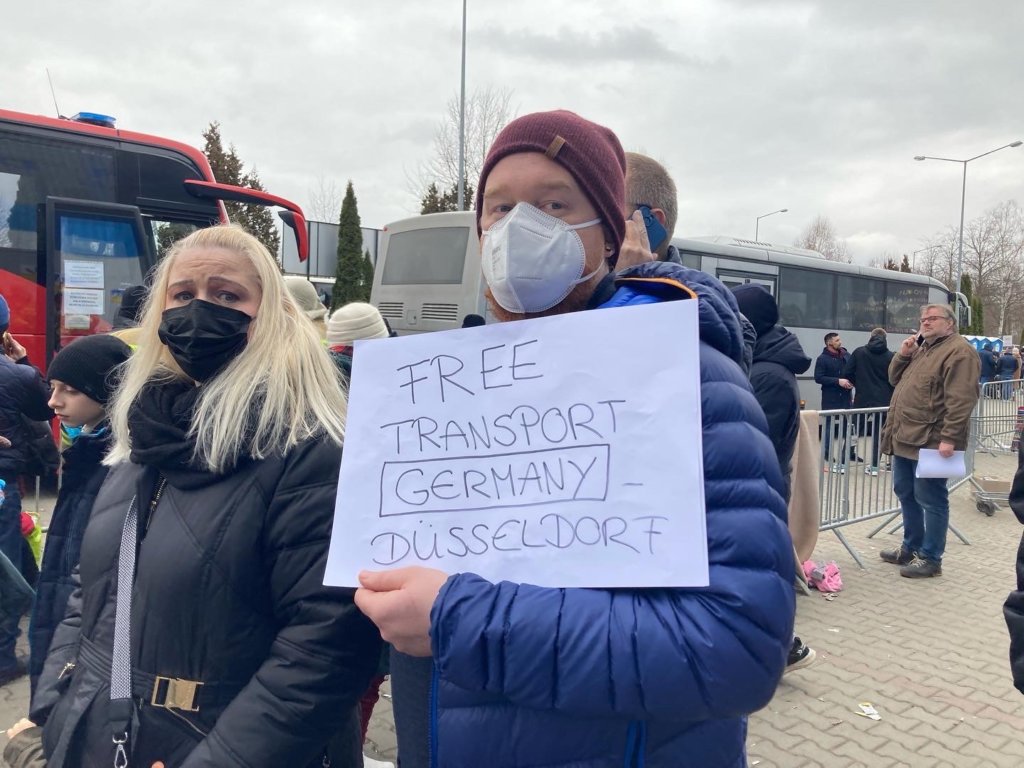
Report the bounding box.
[71,112,117,129]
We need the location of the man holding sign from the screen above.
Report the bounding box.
[349,111,794,767]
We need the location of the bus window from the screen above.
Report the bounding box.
[884,283,929,334]
[837,275,885,331]
[778,266,835,328]
[716,271,776,295]
[381,227,469,285]
[137,151,209,202]
[676,250,703,270]
[51,206,148,339]
[148,219,202,259]
[0,133,116,252]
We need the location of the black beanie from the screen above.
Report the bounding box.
[731,284,779,336]
[48,335,132,405]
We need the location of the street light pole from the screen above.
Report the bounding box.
[913,140,1022,295]
[456,0,467,211]
[755,208,788,241]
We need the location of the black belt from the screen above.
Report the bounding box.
[78,635,245,713]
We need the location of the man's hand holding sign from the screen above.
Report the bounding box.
[328,301,708,655]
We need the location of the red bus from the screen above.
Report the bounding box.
[0,108,307,369]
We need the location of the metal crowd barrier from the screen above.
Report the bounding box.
[812,406,975,568]
[975,379,1024,455]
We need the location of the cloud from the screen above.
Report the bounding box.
[2,0,1021,267]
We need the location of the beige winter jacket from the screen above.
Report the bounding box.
[881,332,980,460]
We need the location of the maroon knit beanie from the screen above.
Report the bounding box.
[474,110,627,261]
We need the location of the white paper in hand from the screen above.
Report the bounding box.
[915,448,966,479]
[324,300,708,589]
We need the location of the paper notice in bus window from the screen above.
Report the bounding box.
[64,260,105,289]
[64,288,104,315]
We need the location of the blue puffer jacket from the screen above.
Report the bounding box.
[428,262,795,768]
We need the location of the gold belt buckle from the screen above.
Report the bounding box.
[151,675,203,712]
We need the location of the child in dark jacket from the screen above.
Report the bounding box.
[26,334,131,697]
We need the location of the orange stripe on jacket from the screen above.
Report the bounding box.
[614,276,699,300]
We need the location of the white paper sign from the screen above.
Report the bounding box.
[325,300,708,589]
[63,288,104,315]
[64,260,105,289]
[915,448,966,479]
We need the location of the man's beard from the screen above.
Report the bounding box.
[484,279,596,323]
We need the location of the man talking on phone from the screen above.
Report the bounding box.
[0,293,53,684]
[880,304,979,579]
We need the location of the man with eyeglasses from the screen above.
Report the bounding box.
[880,304,980,578]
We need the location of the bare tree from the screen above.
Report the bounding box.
[919,228,958,289]
[967,201,1024,335]
[922,202,1024,335]
[307,175,343,223]
[795,215,850,262]
[412,86,516,208]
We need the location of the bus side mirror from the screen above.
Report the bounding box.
[278,210,309,264]
[950,291,971,329]
[183,179,309,261]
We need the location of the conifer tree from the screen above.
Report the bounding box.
[332,182,366,308]
[201,122,280,257]
[361,250,375,302]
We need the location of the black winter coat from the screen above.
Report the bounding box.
[999,352,1018,377]
[979,349,999,378]
[1004,440,1024,694]
[814,347,852,410]
[32,437,382,768]
[749,325,811,503]
[28,428,112,695]
[0,356,54,477]
[845,335,895,408]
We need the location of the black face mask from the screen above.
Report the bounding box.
[158,300,252,382]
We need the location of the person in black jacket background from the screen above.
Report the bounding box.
[979,342,999,391]
[1003,438,1024,694]
[29,225,381,768]
[0,294,53,683]
[845,328,895,475]
[999,348,1018,399]
[26,334,131,696]
[814,332,856,468]
[732,284,817,673]
[732,284,811,502]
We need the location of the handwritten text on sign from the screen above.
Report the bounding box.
[324,300,708,588]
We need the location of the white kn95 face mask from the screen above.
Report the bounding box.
[481,203,602,314]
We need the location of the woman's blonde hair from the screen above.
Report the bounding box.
[106,225,347,472]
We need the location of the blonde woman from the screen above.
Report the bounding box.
[30,226,381,768]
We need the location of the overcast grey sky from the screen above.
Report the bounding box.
[4,0,1022,264]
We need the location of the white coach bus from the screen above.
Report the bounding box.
[370,212,963,409]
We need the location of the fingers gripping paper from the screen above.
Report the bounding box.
[324,300,708,588]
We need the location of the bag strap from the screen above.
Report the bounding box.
[109,475,167,768]
[110,493,138,767]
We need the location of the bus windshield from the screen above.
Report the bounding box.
[381,227,469,285]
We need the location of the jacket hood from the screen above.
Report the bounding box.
[754,325,812,374]
[616,261,745,364]
[731,284,778,336]
[867,335,890,354]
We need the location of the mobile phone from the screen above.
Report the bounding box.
[916,334,925,346]
[637,205,668,251]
